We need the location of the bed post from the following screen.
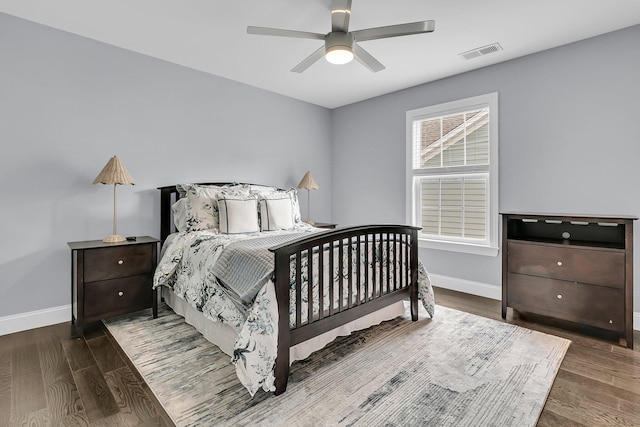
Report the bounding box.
[273,250,291,395]
[159,187,174,244]
[410,227,419,321]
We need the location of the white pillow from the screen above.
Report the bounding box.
[171,198,188,232]
[283,188,303,224]
[260,193,296,231]
[290,189,302,224]
[218,196,260,234]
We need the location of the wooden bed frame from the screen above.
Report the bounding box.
[158,183,420,395]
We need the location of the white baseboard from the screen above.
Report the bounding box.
[429,273,502,301]
[429,273,640,331]
[0,304,71,336]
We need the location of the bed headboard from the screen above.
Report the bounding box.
[158,182,275,245]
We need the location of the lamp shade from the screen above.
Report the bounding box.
[297,171,319,190]
[93,156,136,185]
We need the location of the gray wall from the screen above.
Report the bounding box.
[331,24,640,311]
[0,13,332,318]
[3,10,639,321]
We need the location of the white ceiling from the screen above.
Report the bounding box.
[3,0,640,109]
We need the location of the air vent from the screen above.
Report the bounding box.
[459,43,503,60]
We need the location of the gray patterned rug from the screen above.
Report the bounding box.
[104,303,570,427]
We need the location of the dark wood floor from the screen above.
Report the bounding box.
[1,287,638,426]
[0,319,171,426]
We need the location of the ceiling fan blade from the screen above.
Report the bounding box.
[353,43,385,73]
[291,46,326,73]
[330,0,352,33]
[352,20,435,42]
[247,26,325,41]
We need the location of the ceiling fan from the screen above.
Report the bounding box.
[247,0,435,73]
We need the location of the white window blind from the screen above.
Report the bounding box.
[406,93,499,256]
[419,176,487,239]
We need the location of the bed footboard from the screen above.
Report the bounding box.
[269,224,420,395]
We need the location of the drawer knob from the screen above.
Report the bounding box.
[118,260,124,265]
[557,261,563,266]
[118,291,124,297]
[609,320,613,324]
[557,294,563,299]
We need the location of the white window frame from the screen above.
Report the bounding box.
[406,92,499,257]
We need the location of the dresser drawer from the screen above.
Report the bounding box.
[507,241,625,289]
[84,274,153,319]
[84,244,153,282]
[507,273,624,332]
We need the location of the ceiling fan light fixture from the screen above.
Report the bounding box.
[325,32,354,65]
[326,46,354,64]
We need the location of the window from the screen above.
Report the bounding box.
[406,93,499,256]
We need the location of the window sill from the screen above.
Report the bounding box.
[418,238,500,257]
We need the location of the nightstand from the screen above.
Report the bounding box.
[68,236,159,338]
[313,222,337,229]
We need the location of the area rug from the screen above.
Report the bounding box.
[104,303,570,427]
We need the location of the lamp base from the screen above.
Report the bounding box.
[103,234,126,243]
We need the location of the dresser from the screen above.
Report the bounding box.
[501,213,636,348]
[68,236,159,338]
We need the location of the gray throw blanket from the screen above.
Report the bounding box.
[211,233,310,309]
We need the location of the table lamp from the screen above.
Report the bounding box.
[297,171,319,225]
[93,156,136,243]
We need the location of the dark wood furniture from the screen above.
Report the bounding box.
[313,222,337,229]
[69,236,159,338]
[501,212,636,348]
[158,183,420,394]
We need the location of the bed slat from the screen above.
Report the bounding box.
[295,255,302,328]
[329,241,335,317]
[318,247,324,320]
[307,249,313,325]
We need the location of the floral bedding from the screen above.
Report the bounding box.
[153,225,435,396]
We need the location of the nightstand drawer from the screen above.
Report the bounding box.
[84,274,153,319]
[508,241,625,289]
[84,245,153,282]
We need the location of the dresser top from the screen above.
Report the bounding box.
[68,236,159,250]
[500,212,638,221]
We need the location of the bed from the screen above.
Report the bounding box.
[153,182,435,396]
